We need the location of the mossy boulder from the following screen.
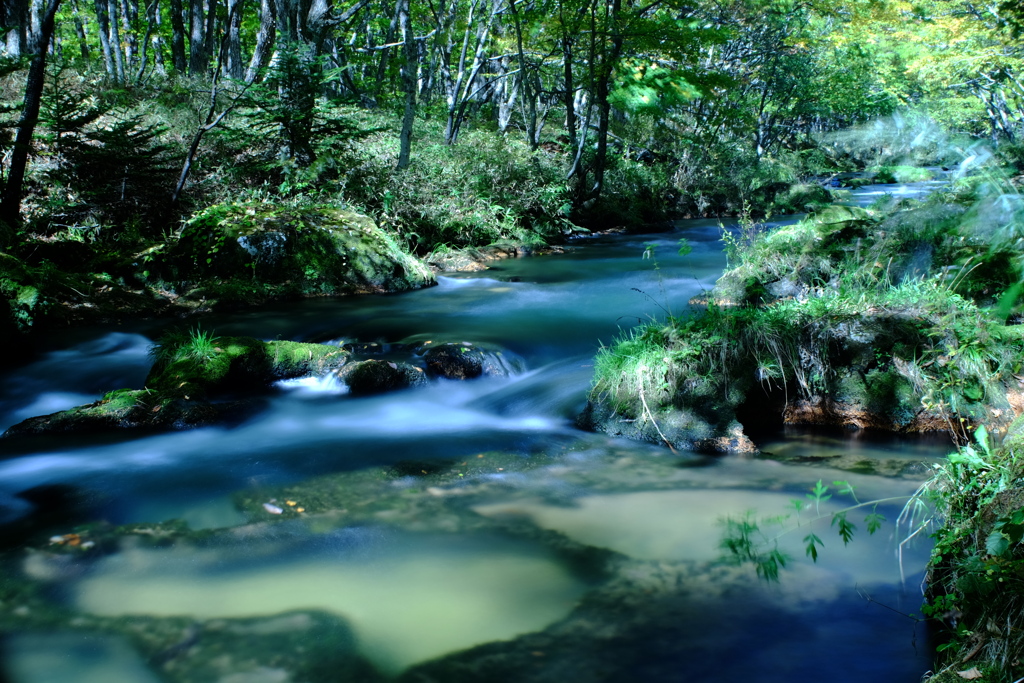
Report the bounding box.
[3,337,350,437]
[870,165,935,184]
[2,388,224,436]
[166,202,434,297]
[146,336,350,400]
[768,182,833,214]
[337,359,427,395]
[417,341,515,380]
[578,399,756,454]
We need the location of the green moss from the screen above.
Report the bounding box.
[146,335,349,399]
[870,165,935,184]
[166,202,434,302]
[4,335,349,437]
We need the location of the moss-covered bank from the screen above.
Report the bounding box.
[0,203,435,346]
[922,419,1024,682]
[583,182,1024,453]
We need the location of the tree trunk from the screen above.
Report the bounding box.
[0,0,61,242]
[225,0,243,77]
[203,0,216,67]
[495,56,518,133]
[72,0,90,60]
[107,0,126,80]
[151,0,167,74]
[590,0,622,200]
[188,0,206,74]
[93,0,117,77]
[120,0,138,74]
[245,0,275,82]
[508,0,537,149]
[169,0,186,72]
[396,0,414,169]
[2,0,28,57]
[562,32,577,156]
[135,0,158,80]
[372,0,400,102]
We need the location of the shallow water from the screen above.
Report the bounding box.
[0,191,952,682]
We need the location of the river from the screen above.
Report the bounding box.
[0,180,950,682]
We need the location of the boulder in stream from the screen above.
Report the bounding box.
[338,359,428,395]
[417,341,514,380]
[3,337,350,438]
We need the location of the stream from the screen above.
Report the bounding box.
[0,180,951,682]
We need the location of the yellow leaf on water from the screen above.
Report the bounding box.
[958,668,983,680]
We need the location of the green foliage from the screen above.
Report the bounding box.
[149,326,221,366]
[922,423,1024,681]
[718,479,893,582]
[364,130,571,251]
[870,165,935,184]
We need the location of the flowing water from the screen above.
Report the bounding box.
[0,181,952,682]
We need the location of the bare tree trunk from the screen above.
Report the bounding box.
[245,0,276,81]
[562,30,577,155]
[508,0,537,149]
[72,0,90,60]
[444,0,497,145]
[203,0,216,66]
[495,56,518,133]
[107,0,126,80]
[305,0,330,53]
[188,0,206,74]
[168,0,186,72]
[396,0,414,169]
[0,0,61,241]
[93,0,117,77]
[225,0,243,77]
[372,0,400,101]
[135,0,158,80]
[151,0,167,74]
[590,0,622,200]
[2,0,29,57]
[120,0,139,74]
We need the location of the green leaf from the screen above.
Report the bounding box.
[996,282,1023,322]
[865,512,886,535]
[986,531,1010,557]
[974,425,991,458]
[833,480,860,503]
[803,533,823,562]
[806,479,832,503]
[832,512,856,545]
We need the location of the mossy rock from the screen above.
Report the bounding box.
[577,399,756,454]
[769,183,833,214]
[147,336,350,400]
[338,359,427,395]
[416,341,515,380]
[168,202,435,297]
[870,166,935,184]
[807,205,875,236]
[1,388,226,436]
[0,252,51,338]
[4,337,350,437]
